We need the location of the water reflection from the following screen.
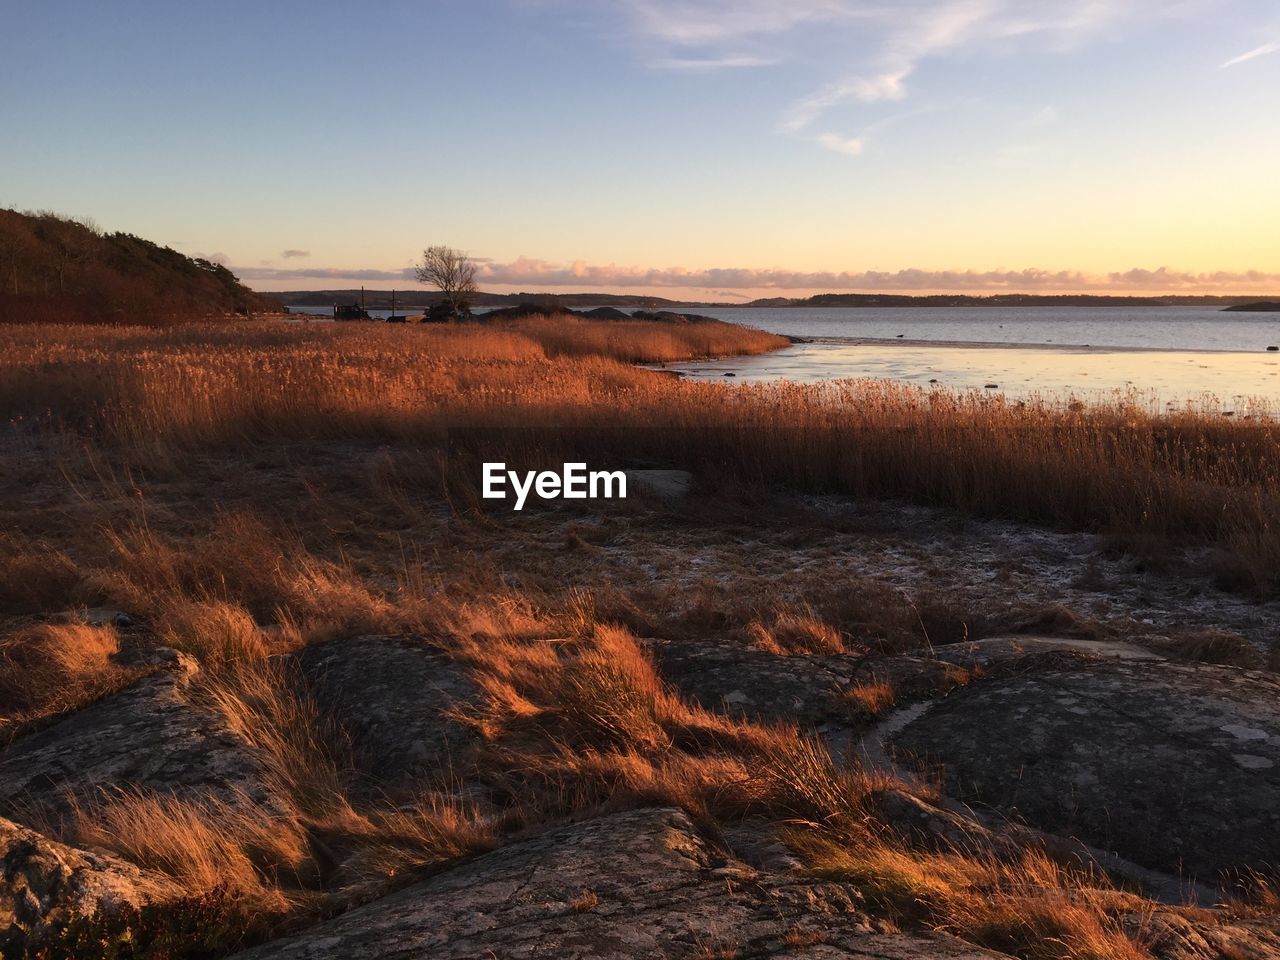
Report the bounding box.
[663,340,1280,415]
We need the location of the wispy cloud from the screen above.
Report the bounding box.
[233,265,415,284]
[235,257,1280,293]
[280,249,311,259]
[466,258,1280,292]
[610,1,1206,155]
[621,0,859,47]
[1221,39,1279,68]
[814,132,865,155]
[651,53,779,70]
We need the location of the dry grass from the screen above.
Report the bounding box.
[745,604,846,655]
[792,826,1154,960]
[0,316,1267,957]
[3,318,1279,592]
[843,680,897,720]
[0,622,137,734]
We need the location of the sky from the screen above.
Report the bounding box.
[2,0,1279,298]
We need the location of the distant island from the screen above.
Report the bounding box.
[1223,301,1280,312]
[272,289,1280,311]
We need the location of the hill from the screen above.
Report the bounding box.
[0,208,278,323]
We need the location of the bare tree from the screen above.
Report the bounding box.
[414,245,477,320]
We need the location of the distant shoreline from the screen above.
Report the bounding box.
[270,290,1280,311]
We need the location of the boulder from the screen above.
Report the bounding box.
[889,659,1280,883]
[1,815,177,935]
[229,807,1008,959]
[0,650,271,826]
[294,636,478,793]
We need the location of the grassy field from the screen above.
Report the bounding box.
[3,316,1277,958]
[5,318,1279,590]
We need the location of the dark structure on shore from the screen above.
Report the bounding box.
[333,303,372,321]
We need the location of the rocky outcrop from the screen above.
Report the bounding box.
[647,638,858,725]
[0,650,271,826]
[1,816,177,935]
[889,659,1280,883]
[1135,912,1280,959]
[294,636,478,795]
[930,635,1163,668]
[647,638,958,728]
[230,807,1009,959]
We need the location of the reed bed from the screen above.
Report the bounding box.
[3,317,1278,591]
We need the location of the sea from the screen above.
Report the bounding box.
[658,306,1280,413]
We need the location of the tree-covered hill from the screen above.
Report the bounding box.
[0,208,278,323]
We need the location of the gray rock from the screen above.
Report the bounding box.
[0,651,271,826]
[647,639,953,728]
[889,659,1280,884]
[294,636,478,793]
[1,815,177,933]
[931,635,1164,669]
[230,807,1009,959]
[1134,911,1280,960]
[647,638,856,725]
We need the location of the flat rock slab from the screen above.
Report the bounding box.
[1,816,177,937]
[648,638,858,725]
[294,636,478,792]
[889,659,1280,883]
[648,639,955,730]
[0,651,270,826]
[230,807,1008,959]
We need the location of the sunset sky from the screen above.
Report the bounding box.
[3,0,1279,298]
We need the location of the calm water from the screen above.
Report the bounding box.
[663,306,1280,411]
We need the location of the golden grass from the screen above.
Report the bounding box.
[0,622,136,734]
[3,317,1276,590]
[792,828,1153,960]
[745,604,846,655]
[0,316,1264,957]
[842,680,897,720]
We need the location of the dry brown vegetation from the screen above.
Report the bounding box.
[1,315,1270,958]
[3,318,1277,591]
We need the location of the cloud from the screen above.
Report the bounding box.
[609,1,1201,155]
[814,132,865,155]
[467,258,1280,292]
[1221,40,1279,68]
[621,0,860,47]
[281,249,311,259]
[651,53,779,70]
[232,265,416,284]
[233,257,1280,294]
